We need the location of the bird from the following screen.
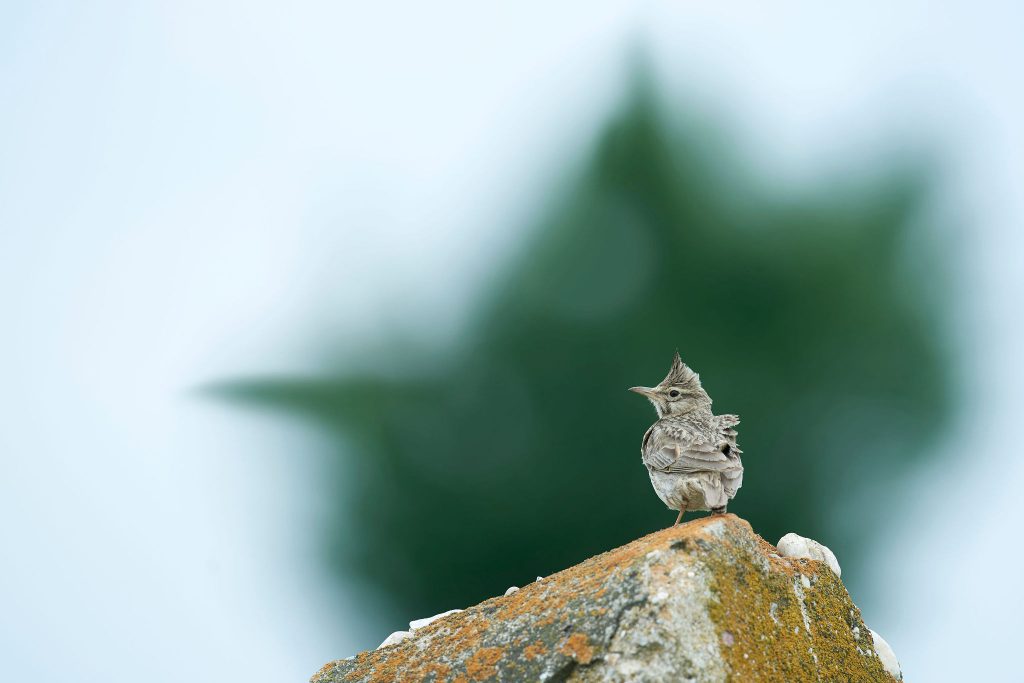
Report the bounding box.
[630,352,743,526]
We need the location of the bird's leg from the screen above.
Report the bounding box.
[673,507,685,526]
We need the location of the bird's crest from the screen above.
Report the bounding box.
[663,350,701,388]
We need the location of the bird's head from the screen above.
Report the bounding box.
[629,351,711,418]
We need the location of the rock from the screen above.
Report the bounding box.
[313,515,897,682]
[410,609,463,631]
[869,629,902,680]
[777,532,842,577]
[376,630,411,649]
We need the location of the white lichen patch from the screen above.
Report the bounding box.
[504,586,519,596]
[792,578,813,634]
[377,630,411,649]
[703,518,728,537]
[777,533,841,577]
[869,629,901,680]
[409,609,462,631]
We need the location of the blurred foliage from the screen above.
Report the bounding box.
[208,74,951,626]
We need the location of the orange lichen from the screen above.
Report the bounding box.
[311,661,336,682]
[559,633,594,665]
[464,647,504,680]
[523,642,547,660]
[420,662,452,682]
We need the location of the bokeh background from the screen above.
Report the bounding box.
[2,3,1021,682]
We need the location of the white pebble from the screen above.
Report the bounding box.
[777,533,841,577]
[505,586,520,596]
[869,629,901,679]
[377,630,411,649]
[409,609,462,631]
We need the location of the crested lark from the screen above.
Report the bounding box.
[630,352,743,526]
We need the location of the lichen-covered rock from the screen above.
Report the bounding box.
[312,515,897,682]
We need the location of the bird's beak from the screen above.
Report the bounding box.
[629,386,656,398]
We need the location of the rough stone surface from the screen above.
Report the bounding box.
[313,515,897,682]
[777,532,842,578]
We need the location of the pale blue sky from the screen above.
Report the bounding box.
[1,2,1021,681]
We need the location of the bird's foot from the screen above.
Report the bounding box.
[710,506,727,515]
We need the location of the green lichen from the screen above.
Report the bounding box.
[697,518,896,681]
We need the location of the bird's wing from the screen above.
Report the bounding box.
[715,414,744,494]
[717,414,742,456]
[719,413,740,432]
[643,420,742,475]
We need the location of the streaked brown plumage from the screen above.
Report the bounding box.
[629,352,743,526]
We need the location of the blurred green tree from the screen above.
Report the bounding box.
[208,73,952,630]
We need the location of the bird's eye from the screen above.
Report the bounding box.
[668,389,681,398]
